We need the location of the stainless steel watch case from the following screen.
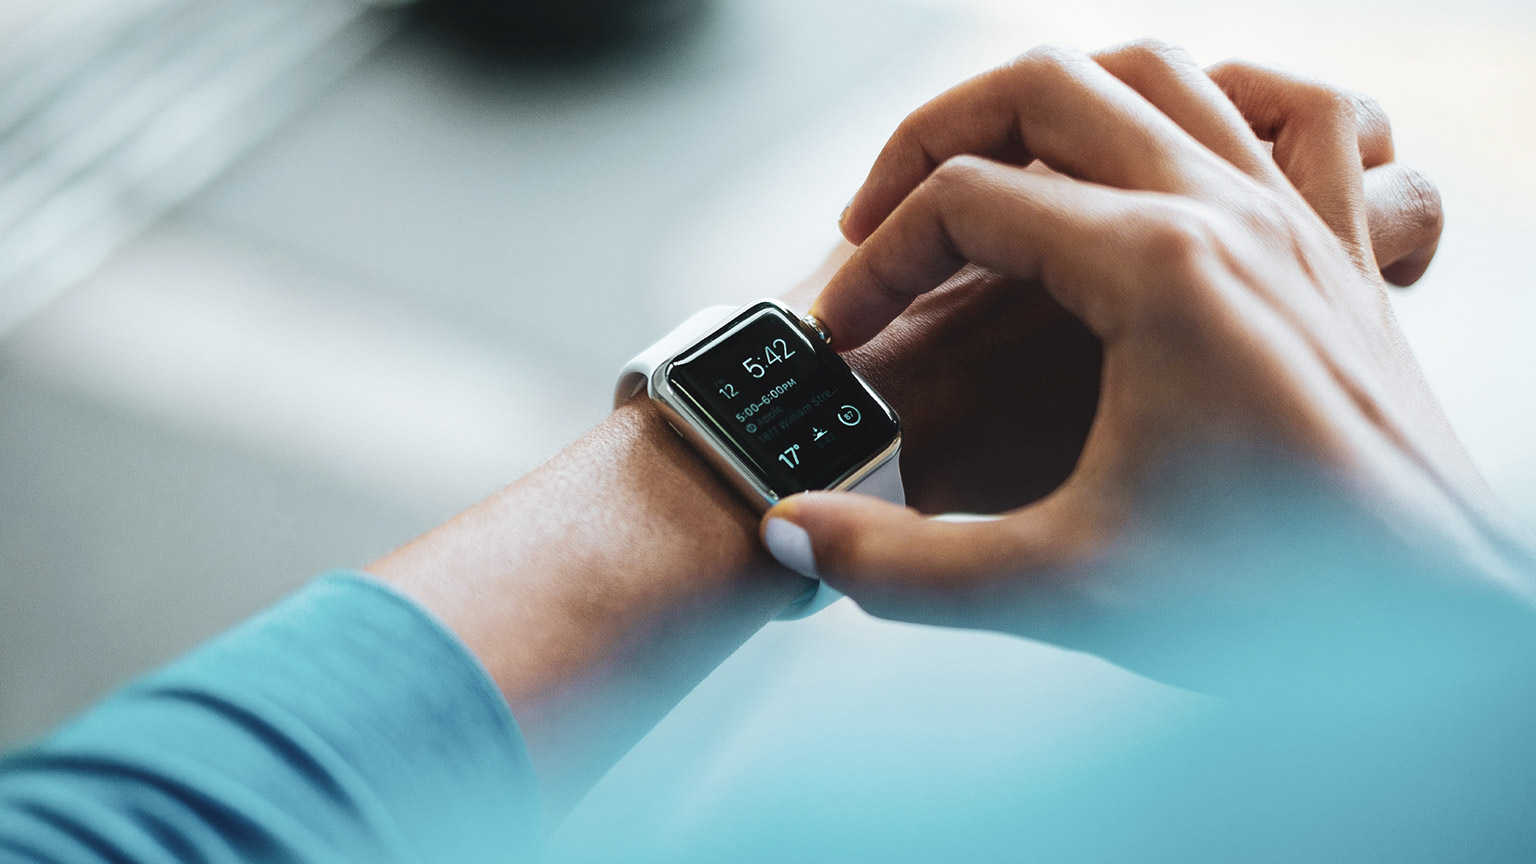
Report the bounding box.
[624,298,902,513]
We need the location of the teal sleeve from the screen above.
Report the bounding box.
[0,573,539,863]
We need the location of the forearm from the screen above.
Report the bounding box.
[0,325,824,861]
[368,397,809,820]
[364,249,862,819]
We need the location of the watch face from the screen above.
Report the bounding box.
[666,302,900,499]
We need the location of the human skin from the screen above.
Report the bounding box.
[368,41,1464,822]
[769,41,1536,692]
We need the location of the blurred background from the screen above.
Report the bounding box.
[1,0,1533,855]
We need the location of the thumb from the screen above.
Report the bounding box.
[760,491,1081,623]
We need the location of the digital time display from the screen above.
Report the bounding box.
[666,303,900,498]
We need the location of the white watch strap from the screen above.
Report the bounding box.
[847,449,905,503]
[614,306,736,407]
[775,448,904,620]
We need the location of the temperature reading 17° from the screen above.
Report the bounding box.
[778,444,801,468]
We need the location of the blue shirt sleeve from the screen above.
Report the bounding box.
[0,573,539,863]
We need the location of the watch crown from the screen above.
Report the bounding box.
[801,312,832,346]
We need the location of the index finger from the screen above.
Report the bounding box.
[841,44,1228,244]
[814,156,1163,349]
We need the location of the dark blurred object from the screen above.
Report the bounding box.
[412,0,710,56]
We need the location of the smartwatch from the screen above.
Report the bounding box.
[615,298,904,618]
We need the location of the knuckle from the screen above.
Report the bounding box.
[890,109,920,141]
[1136,203,1221,277]
[1396,166,1444,236]
[1203,57,1266,112]
[1348,90,1395,162]
[1350,91,1392,137]
[1297,81,1357,128]
[995,44,1098,113]
[1204,57,1267,93]
[1107,37,1195,76]
[1204,56,1246,78]
[1013,42,1089,80]
[927,153,992,192]
[889,108,931,157]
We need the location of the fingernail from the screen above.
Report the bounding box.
[763,517,819,579]
[837,194,855,230]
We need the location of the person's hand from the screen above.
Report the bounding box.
[779,250,1103,516]
[781,44,1455,521]
[762,42,1535,692]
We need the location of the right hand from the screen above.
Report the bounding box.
[762,41,1534,692]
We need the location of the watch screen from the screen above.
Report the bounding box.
[666,303,899,499]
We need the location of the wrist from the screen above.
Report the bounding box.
[585,397,810,611]
[372,397,812,817]
[370,396,806,707]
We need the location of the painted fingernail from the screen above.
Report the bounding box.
[763,517,818,579]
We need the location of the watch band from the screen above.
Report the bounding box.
[775,451,904,619]
[616,303,906,620]
[614,306,736,407]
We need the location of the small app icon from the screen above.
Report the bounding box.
[746,422,757,433]
[837,405,861,426]
[812,427,827,441]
